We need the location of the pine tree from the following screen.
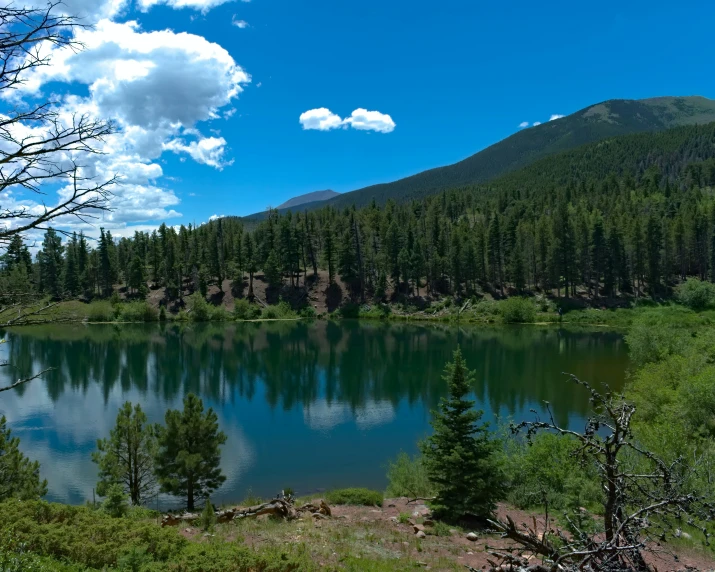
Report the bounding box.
[155,394,227,511]
[322,221,336,284]
[38,227,64,298]
[242,232,257,298]
[0,415,47,501]
[420,348,504,521]
[92,403,157,505]
[264,249,282,288]
[646,212,663,296]
[487,214,503,294]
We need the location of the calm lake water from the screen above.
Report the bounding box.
[0,321,629,507]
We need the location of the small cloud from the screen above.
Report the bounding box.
[533,121,542,126]
[343,108,396,133]
[232,16,249,28]
[299,108,344,131]
[549,114,565,121]
[518,121,529,128]
[223,108,237,119]
[209,214,225,221]
[256,81,262,88]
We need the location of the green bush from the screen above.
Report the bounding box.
[159,306,167,322]
[385,452,435,499]
[233,299,261,320]
[0,499,186,569]
[199,500,216,532]
[675,278,715,311]
[120,301,159,322]
[498,297,536,323]
[102,483,129,518]
[86,301,114,322]
[188,293,210,322]
[261,301,296,320]
[298,305,317,319]
[324,488,383,506]
[208,305,232,322]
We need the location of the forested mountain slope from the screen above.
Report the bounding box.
[276,190,339,209]
[244,96,715,219]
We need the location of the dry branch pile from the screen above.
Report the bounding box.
[161,496,331,527]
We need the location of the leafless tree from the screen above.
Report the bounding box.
[0,1,116,246]
[486,376,715,572]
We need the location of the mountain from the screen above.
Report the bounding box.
[276,190,339,210]
[242,96,715,220]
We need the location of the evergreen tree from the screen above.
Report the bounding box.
[92,403,157,505]
[242,232,257,298]
[155,394,227,511]
[0,415,47,501]
[420,349,504,520]
[646,212,663,296]
[322,221,336,284]
[38,227,64,298]
[264,249,282,288]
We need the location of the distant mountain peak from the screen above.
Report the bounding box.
[276,189,340,210]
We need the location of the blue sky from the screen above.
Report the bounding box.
[9,0,715,237]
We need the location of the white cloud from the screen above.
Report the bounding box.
[299,107,395,133]
[518,121,529,128]
[164,136,231,169]
[533,121,542,126]
[299,108,344,131]
[342,108,396,133]
[4,15,249,237]
[232,17,249,28]
[25,0,129,23]
[138,0,237,13]
[549,114,565,121]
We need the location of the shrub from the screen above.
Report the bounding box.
[120,301,158,322]
[159,306,167,322]
[498,297,536,323]
[324,488,383,506]
[102,483,129,518]
[233,299,261,320]
[86,301,114,322]
[385,452,435,499]
[675,278,715,311]
[261,301,296,320]
[397,512,411,524]
[298,305,316,319]
[199,500,216,532]
[188,293,210,322]
[208,305,232,322]
[427,521,453,537]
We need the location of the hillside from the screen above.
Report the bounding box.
[244,96,715,219]
[276,189,339,209]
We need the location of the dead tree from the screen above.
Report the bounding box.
[0,2,117,246]
[488,375,715,572]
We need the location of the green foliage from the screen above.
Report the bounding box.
[0,416,47,502]
[385,452,435,499]
[120,302,159,322]
[200,499,217,532]
[86,301,114,322]
[260,301,296,320]
[208,305,232,322]
[420,348,505,520]
[324,488,383,506]
[159,306,167,322]
[233,299,261,320]
[427,521,453,537]
[397,512,411,524]
[92,402,157,505]
[102,483,129,518]
[187,293,210,322]
[504,433,601,513]
[155,394,227,511]
[0,499,186,569]
[498,297,536,323]
[625,307,697,365]
[117,545,153,572]
[675,278,715,311]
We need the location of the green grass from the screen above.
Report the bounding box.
[324,488,383,507]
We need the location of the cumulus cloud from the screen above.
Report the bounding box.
[4,15,249,238]
[342,108,395,133]
[299,108,344,131]
[299,108,395,133]
[549,114,565,121]
[533,121,542,126]
[518,121,529,128]
[232,17,249,28]
[25,0,129,23]
[137,0,237,12]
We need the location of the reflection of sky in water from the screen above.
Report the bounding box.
[0,323,629,506]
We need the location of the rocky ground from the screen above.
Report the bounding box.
[176,498,715,571]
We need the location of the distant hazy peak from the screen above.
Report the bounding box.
[276,190,340,209]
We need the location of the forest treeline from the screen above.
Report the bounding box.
[4,123,715,308]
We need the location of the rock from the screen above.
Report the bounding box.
[337,515,348,519]
[423,519,434,526]
[412,511,421,518]
[413,524,425,533]
[312,512,328,520]
[466,532,478,542]
[449,529,458,535]
[387,503,396,508]
[389,516,398,523]
[415,530,426,539]
[319,500,332,517]
[466,551,473,555]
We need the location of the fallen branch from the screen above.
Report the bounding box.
[0,367,53,393]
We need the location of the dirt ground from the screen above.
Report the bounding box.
[178,498,715,571]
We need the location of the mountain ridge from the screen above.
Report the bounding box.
[243,95,715,219]
[276,189,339,210]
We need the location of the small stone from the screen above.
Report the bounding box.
[402,541,410,547]
[466,551,473,555]
[415,530,426,539]
[423,519,434,526]
[387,503,396,508]
[466,532,478,541]
[389,516,398,523]
[413,524,425,533]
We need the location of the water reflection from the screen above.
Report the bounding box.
[0,322,628,505]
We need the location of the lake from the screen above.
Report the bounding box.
[0,321,629,507]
